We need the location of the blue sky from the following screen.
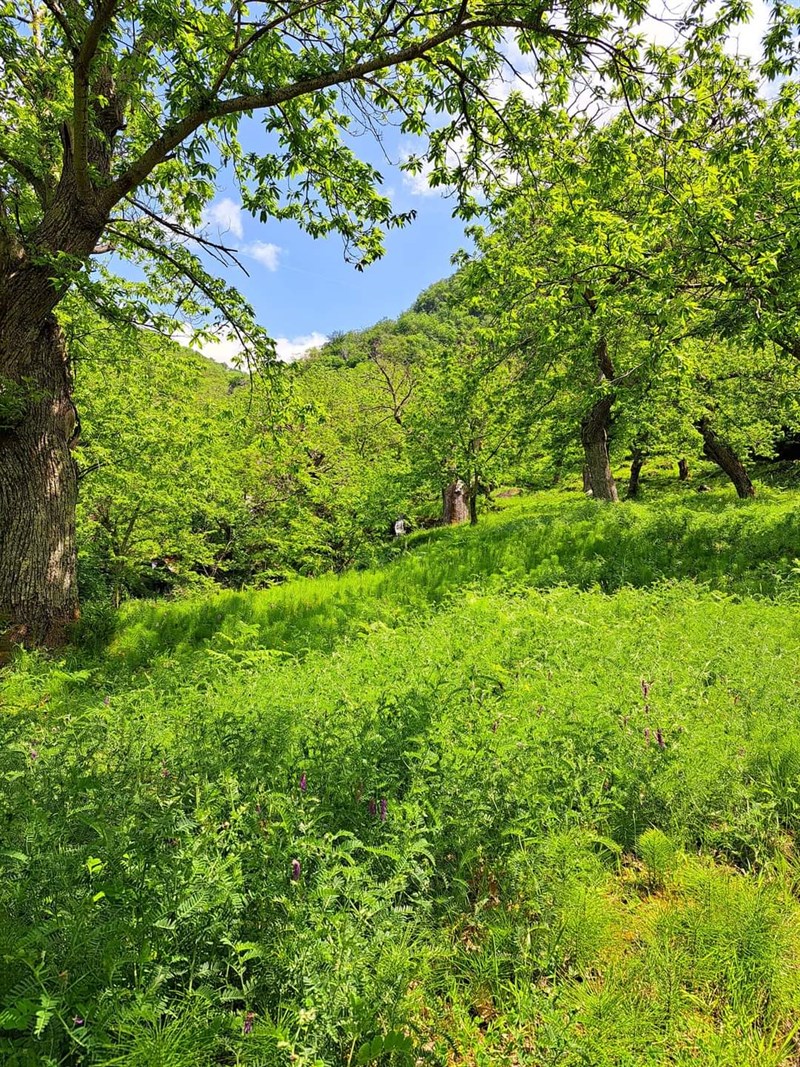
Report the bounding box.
[187,3,770,364]
[197,118,469,362]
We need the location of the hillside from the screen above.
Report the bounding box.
[2,489,800,1065]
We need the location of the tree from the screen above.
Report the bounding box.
[70,313,248,602]
[0,0,651,645]
[462,55,800,500]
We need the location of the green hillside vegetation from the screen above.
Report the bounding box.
[2,490,800,1065]
[66,272,800,616]
[4,10,800,1064]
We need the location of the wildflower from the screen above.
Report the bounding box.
[160,765,170,777]
[644,727,651,744]
[380,798,388,822]
[243,1011,255,1034]
[656,728,666,750]
[291,858,301,881]
[72,1016,84,1028]
[368,798,377,817]
[299,772,307,792]
[29,749,38,761]
[103,695,110,707]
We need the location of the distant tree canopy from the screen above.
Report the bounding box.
[2,0,680,645]
[2,0,800,641]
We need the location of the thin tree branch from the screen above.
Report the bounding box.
[102,11,603,213]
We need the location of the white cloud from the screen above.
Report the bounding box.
[173,327,245,367]
[244,241,282,271]
[274,332,328,362]
[724,0,771,62]
[402,159,439,197]
[201,197,243,239]
[174,326,327,367]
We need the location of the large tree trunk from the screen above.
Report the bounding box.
[678,458,690,482]
[698,419,755,498]
[442,479,469,525]
[627,448,645,499]
[581,395,618,502]
[0,314,79,647]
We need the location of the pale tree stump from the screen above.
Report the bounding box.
[442,479,469,524]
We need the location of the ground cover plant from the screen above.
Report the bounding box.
[2,488,800,1065]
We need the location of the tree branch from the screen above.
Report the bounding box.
[0,151,50,207]
[73,0,120,198]
[102,11,578,213]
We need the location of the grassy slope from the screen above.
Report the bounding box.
[1,486,800,1066]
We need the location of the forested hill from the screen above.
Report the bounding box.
[71,262,800,617]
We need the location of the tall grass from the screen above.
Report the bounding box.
[104,486,799,666]
[1,489,800,1065]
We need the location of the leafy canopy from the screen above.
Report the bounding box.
[1,0,663,357]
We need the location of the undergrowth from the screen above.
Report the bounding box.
[1,489,800,1065]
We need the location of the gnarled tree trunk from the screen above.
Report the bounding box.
[580,331,618,503]
[442,479,469,525]
[0,131,112,647]
[698,419,755,498]
[0,314,79,646]
[627,448,645,499]
[581,394,618,502]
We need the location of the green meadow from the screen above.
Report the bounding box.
[2,487,800,1066]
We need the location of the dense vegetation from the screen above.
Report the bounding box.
[2,487,800,1065]
[4,1,800,1063]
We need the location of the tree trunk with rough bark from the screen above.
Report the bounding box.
[0,314,80,646]
[0,120,113,647]
[582,465,593,494]
[698,419,755,498]
[442,479,469,524]
[678,458,690,482]
[581,395,618,502]
[627,448,644,499]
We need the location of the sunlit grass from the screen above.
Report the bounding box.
[1,488,800,1064]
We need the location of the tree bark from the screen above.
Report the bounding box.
[0,315,79,646]
[678,458,690,482]
[442,479,469,524]
[581,395,618,502]
[627,448,644,499]
[698,419,755,498]
[469,478,479,526]
[582,465,593,494]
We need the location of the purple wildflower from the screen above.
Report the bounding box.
[161,765,170,778]
[291,858,301,881]
[72,1016,84,1028]
[243,1011,255,1034]
[299,772,307,792]
[380,798,388,823]
[644,727,651,744]
[369,798,377,817]
[656,728,666,750]
[29,749,38,761]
